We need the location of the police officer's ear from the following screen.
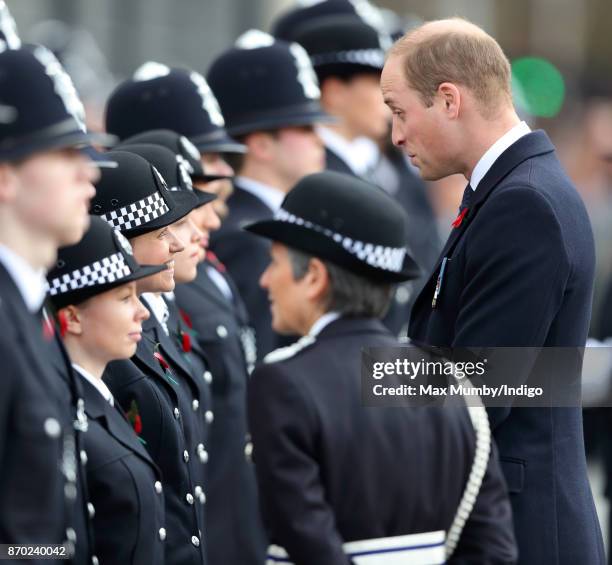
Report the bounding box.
[319,76,348,112]
[0,162,19,203]
[304,256,330,304]
[60,305,84,336]
[243,131,278,162]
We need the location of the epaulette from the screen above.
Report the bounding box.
[263,335,316,364]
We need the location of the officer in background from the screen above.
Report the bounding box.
[273,4,441,335]
[0,44,104,560]
[246,171,517,565]
[206,29,332,359]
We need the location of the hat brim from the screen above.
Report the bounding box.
[190,131,247,154]
[0,126,117,163]
[191,172,233,183]
[193,189,217,208]
[121,189,197,238]
[226,108,336,137]
[50,262,167,309]
[245,219,421,283]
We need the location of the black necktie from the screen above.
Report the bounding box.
[460,183,473,212]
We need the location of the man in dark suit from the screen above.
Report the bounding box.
[381,17,605,564]
[246,171,517,565]
[206,30,331,359]
[0,45,106,561]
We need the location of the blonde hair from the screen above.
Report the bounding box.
[389,18,513,118]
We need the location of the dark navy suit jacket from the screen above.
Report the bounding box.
[409,131,605,564]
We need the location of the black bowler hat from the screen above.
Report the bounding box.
[90,150,193,238]
[105,62,245,154]
[0,0,21,50]
[121,129,232,185]
[206,30,333,137]
[0,45,115,163]
[47,215,166,309]
[288,16,390,81]
[245,171,420,283]
[117,142,215,209]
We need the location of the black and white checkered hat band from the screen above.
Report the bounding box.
[310,49,385,69]
[275,208,406,273]
[101,191,170,231]
[48,253,132,296]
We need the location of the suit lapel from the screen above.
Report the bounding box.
[420,131,556,294]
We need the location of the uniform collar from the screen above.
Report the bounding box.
[308,311,341,337]
[235,176,285,212]
[0,244,47,312]
[141,292,170,335]
[470,121,531,190]
[72,363,114,406]
[317,125,380,176]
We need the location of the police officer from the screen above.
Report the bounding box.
[0,44,107,562]
[245,171,517,564]
[206,29,332,359]
[115,128,268,564]
[273,6,442,335]
[47,216,168,565]
[91,151,208,565]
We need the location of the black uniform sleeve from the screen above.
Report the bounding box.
[248,362,349,565]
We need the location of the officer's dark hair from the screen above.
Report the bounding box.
[287,247,394,318]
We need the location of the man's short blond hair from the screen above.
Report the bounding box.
[389,18,513,118]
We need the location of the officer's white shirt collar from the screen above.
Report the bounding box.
[235,176,285,212]
[0,244,47,313]
[141,292,170,335]
[205,265,233,301]
[308,311,341,337]
[316,126,380,177]
[72,364,114,406]
[470,121,531,190]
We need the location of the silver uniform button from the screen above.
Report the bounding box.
[197,444,208,463]
[192,399,199,411]
[159,527,166,541]
[66,527,77,543]
[155,481,163,494]
[44,417,61,438]
[88,503,95,519]
[194,485,203,497]
[191,535,200,547]
[173,407,180,419]
[91,556,99,565]
[205,410,214,424]
[186,493,194,505]
[245,441,253,461]
[203,371,213,384]
[183,450,190,463]
[80,450,88,465]
[216,325,228,338]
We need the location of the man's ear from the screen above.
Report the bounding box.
[305,257,330,303]
[320,77,347,112]
[61,305,84,336]
[244,131,276,162]
[0,163,18,203]
[437,82,461,119]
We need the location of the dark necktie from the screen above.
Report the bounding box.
[452,183,473,228]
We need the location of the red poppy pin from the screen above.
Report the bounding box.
[179,309,193,329]
[126,400,143,435]
[451,207,469,228]
[206,250,226,273]
[181,331,192,353]
[154,351,169,371]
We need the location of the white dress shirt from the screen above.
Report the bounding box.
[316,126,380,177]
[206,265,233,301]
[73,363,114,406]
[470,121,531,190]
[235,176,285,212]
[308,311,341,337]
[141,292,170,335]
[0,244,47,312]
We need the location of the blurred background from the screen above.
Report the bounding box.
[8,0,612,553]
